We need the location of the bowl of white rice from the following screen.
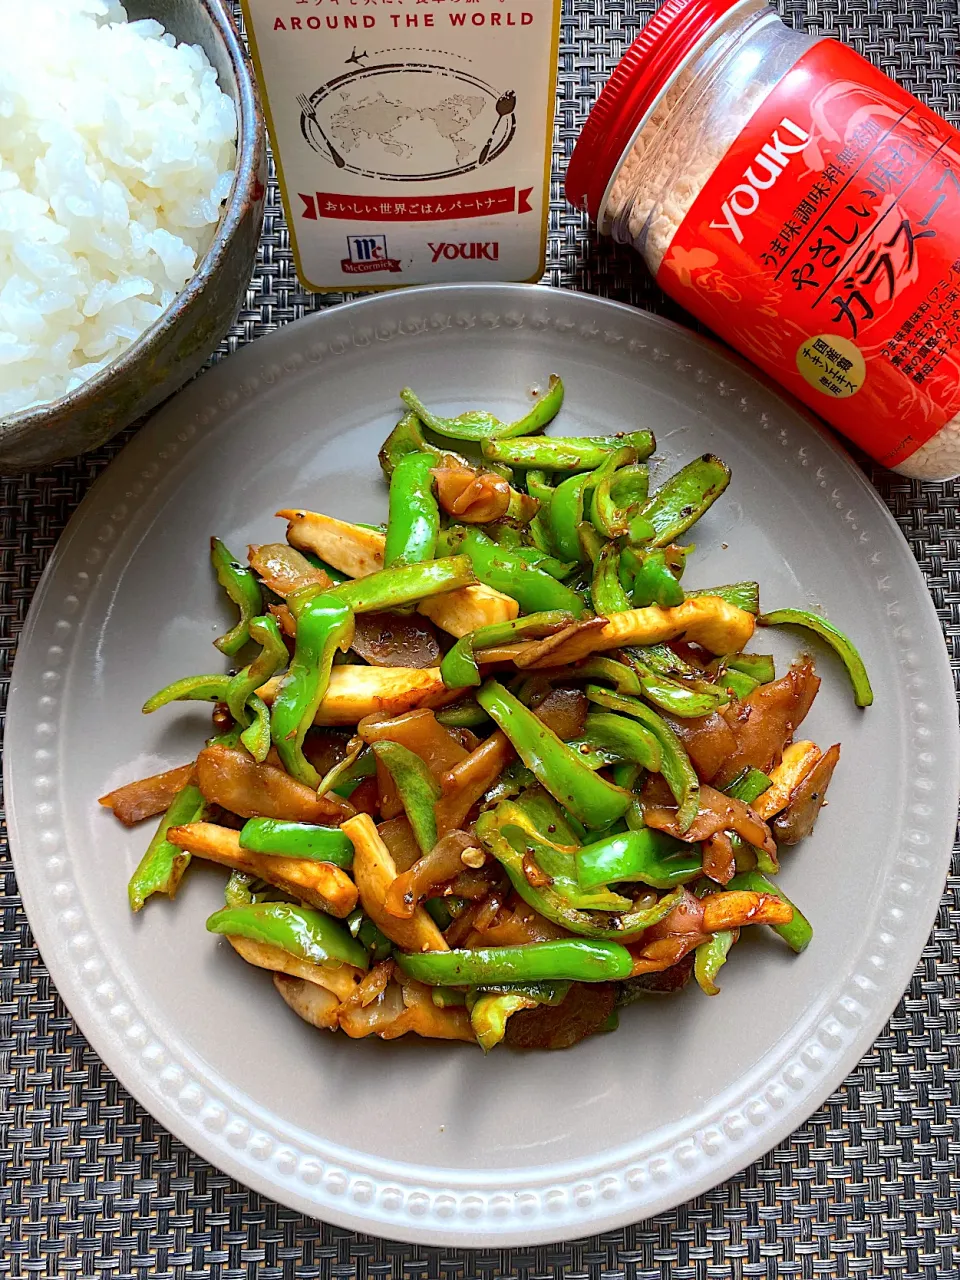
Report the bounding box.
[0,0,266,471]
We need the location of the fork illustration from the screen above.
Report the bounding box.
[297,92,346,169]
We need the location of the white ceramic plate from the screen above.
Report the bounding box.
[6,285,957,1246]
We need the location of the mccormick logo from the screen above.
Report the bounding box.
[429,241,499,262]
[341,234,402,274]
[710,118,810,244]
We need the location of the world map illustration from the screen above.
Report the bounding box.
[329,91,486,166]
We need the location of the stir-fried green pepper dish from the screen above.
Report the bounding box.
[102,377,872,1051]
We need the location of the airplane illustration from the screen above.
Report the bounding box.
[345,47,369,67]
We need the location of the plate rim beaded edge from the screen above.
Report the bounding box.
[5,283,957,1247]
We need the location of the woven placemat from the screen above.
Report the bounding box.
[1,0,958,1275]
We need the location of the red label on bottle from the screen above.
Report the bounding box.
[655,41,960,467]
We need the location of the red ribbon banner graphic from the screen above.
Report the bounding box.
[299,187,534,222]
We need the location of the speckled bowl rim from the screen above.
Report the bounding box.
[5,285,958,1246]
[0,0,263,434]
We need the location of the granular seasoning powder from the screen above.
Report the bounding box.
[567,0,960,480]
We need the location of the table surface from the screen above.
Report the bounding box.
[1,1,958,1276]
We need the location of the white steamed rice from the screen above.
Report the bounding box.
[0,0,237,416]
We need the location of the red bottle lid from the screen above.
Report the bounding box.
[565,0,746,222]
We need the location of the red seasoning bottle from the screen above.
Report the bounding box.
[566,0,960,479]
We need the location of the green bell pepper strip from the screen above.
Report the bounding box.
[727,652,775,683]
[612,762,642,790]
[127,782,204,912]
[526,469,557,556]
[723,767,777,875]
[238,818,354,866]
[585,686,700,831]
[300,551,348,584]
[128,725,247,911]
[470,992,539,1049]
[488,522,572,572]
[346,908,393,962]
[370,739,441,854]
[591,544,631,615]
[425,898,454,930]
[727,870,812,953]
[721,668,759,700]
[624,796,646,832]
[384,451,440,568]
[525,469,555,505]
[609,461,650,507]
[482,758,537,808]
[435,698,491,729]
[558,564,591,607]
[504,544,575,579]
[587,447,638,538]
[484,521,518,549]
[725,768,772,805]
[577,520,605,566]
[207,902,369,969]
[552,737,612,769]
[378,411,443,479]
[226,614,288,728]
[482,430,656,471]
[628,514,656,545]
[565,656,643,696]
[327,556,475,614]
[548,471,593,562]
[469,986,568,1051]
[640,453,731,546]
[759,607,874,707]
[396,938,633,985]
[477,803,684,938]
[631,642,699,680]
[569,711,662,772]
[432,527,458,559]
[440,610,575,688]
[477,680,631,830]
[211,537,262,656]
[400,375,564,442]
[270,593,353,788]
[631,642,738,700]
[470,979,570,1004]
[589,454,655,544]
[451,528,584,616]
[579,813,636,841]
[224,870,256,907]
[505,489,540,523]
[576,827,702,891]
[432,986,467,1007]
[687,581,761,614]
[625,548,685,608]
[317,740,375,798]
[512,785,583,844]
[694,929,737,995]
[627,656,729,718]
[142,674,231,714]
[239,694,272,763]
[488,801,632,911]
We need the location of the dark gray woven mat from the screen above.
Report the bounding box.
[1,0,959,1275]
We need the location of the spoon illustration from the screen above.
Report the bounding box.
[479,89,517,165]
